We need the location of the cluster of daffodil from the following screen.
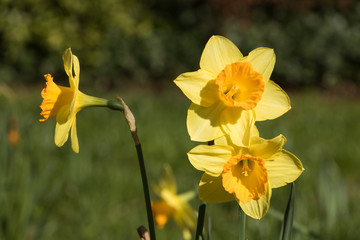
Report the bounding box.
[174,35,304,219]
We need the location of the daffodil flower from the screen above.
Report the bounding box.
[39,48,108,153]
[152,164,197,240]
[187,131,304,219]
[174,35,291,146]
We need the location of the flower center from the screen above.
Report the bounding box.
[216,61,265,110]
[222,154,268,203]
[151,200,175,228]
[39,74,74,123]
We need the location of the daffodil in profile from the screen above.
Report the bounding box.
[151,164,197,240]
[174,35,291,146]
[39,48,108,153]
[187,129,304,219]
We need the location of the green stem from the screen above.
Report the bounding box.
[107,99,124,111]
[135,143,156,240]
[195,203,207,240]
[239,207,246,240]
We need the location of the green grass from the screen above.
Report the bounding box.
[1,85,359,239]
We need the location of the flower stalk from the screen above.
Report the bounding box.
[115,97,156,239]
[239,207,246,240]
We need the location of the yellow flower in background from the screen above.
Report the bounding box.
[152,164,197,240]
[39,48,107,153]
[187,129,304,219]
[174,35,291,147]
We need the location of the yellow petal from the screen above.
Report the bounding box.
[198,173,234,203]
[188,145,233,176]
[54,106,73,147]
[249,135,286,159]
[72,54,80,89]
[159,164,177,194]
[265,150,304,188]
[187,103,224,142]
[244,47,275,83]
[254,80,291,121]
[220,108,254,147]
[200,36,243,75]
[239,182,272,219]
[173,204,196,240]
[174,70,218,107]
[62,49,73,85]
[70,117,79,153]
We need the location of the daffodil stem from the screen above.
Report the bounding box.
[112,96,155,239]
[135,142,156,240]
[195,203,207,240]
[239,207,246,240]
[107,99,124,111]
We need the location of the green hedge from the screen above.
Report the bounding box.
[1,0,359,88]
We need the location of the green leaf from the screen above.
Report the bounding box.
[280,183,295,240]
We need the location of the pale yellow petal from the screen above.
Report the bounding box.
[198,173,234,203]
[159,164,177,194]
[220,108,254,147]
[174,70,218,107]
[255,80,291,121]
[249,135,286,159]
[70,117,79,153]
[214,135,232,146]
[239,182,272,219]
[187,103,224,142]
[200,36,243,75]
[188,145,233,176]
[72,54,80,89]
[244,47,275,83]
[54,106,73,147]
[63,48,72,81]
[173,201,197,240]
[265,150,304,188]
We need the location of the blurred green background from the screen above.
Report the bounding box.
[1,0,360,239]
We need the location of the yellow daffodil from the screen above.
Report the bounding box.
[39,48,108,153]
[174,35,291,147]
[187,130,304,219]
[152,164,197,240]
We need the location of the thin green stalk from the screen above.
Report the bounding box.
[135,143,156,240]
[239,207,246,240]
[195,203,207,240]
[110,97,155,239]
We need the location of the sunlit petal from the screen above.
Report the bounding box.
[188,145,233,176]
[255,80,291,121]
[70,117,79,153]
[249,134,286,159]
[239,182,272,219]
[187,103,224,142]
[54,106,73,147]
[200,35,243,75]
[174,69,218,107]
[221,108,254,147]
[266,150,304,188]
[244,47,275,83]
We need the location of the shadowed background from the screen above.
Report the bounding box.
[1,0,360,239]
